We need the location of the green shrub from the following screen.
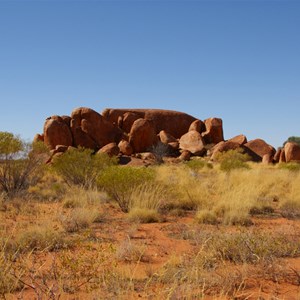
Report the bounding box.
[278,162,300,172]
[0,132,48,198]
[97,166,155,212]
[215,149,250,172]
[51,147,117,188]
[185,159,213,171]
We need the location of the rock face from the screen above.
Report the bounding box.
[283,142,300,162]
[98,143,120,157]
[179,131,206,156]
[102,108,197,138]
[70,107,123,149]
[244,139,276,161]
[201,118,224,144]
[43,116,73,150]
[129,118,158,153]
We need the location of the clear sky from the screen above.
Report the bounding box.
[0,0,299,148]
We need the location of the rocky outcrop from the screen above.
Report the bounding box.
[44,116,73,150]
[102,108,197,138]
[38,106,296,166]
[71,107,123,149]
[179,131,205,156]
[129,118,158,153]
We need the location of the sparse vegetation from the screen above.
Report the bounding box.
[2,153,300,299]
[51,147,117,188]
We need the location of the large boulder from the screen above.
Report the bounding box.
[43,116,73,150]
[129,118,158,153]
[228,134,247,145]
[98,143,120,157]
[189,119,205,133]
[118,140,133,156]
[179,131,206,156]
[210,141,241,161]
[102,108,197,138]
[244,139,276,161]
[158,130,177,144]
[273,148,282,163]
[121,112,141,133]
[71,107,123,149]
[201,118,224,144]
[284,142,300,162]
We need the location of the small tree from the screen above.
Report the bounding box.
[51,147,117,188]
[0,132,48,198]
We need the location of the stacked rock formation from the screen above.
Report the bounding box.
[35,107,299,164]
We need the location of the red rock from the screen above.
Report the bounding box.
[118,140,133,156]
[211,141,241,161]
[168,141,179,150]
[244,139,276,161]
[129,118,158,153]
[279,149,286,163]
[179,131,206,156]
[71,107,123,149]
[262,153,273,164]
[43,117,73,150]
[33,134,44,143]
[122,112,140,133]
[273,148,282,163]
[228,134,247,145]
[179,150,191,161]
[102,108,197,138]
[188,120,205,133]
[284,142,300,162]
[159,130,177,144]
[98,143,120,157]
[201,118,224,144]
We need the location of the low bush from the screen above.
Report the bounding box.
[60,208,100,233]
[128,208,161,223]
[97,166,155,212]
[185,159,213,171]
[214,149,250,172]
[16,226,70,252]
[51,147,117,188]
[195,209,218,225]
[278,162,300,172]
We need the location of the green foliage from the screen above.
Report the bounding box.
[97,166,155,212]
[215,149,250,172]
[51,147,117,188]
[283,136,300,147]
[185,159,213,171]
[0,132,48,198]
[278,162,300,172]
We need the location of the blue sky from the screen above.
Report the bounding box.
[0,0,299,148]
